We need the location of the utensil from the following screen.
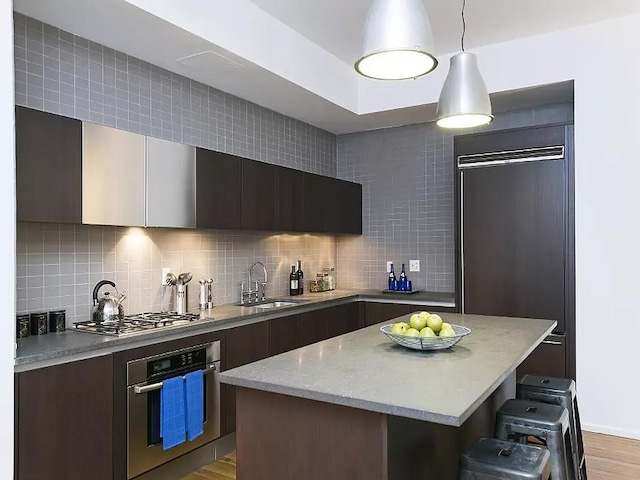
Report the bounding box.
[92,280,126,323]
[164,272,177,287]
[380,324,471,351]
[176,272,192,314]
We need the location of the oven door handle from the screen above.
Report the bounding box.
[133,363,218,395]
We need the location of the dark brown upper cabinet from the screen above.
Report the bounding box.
[242,158,275,231]
[303,173,362,234]
[196,148,242,230]
[333,178,362,234]
[15,106,82,223]
[303,172,333,233]
[273,166,305,232]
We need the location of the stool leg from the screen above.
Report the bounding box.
[574,398,587,479]
[546,430,572,480]
[495,418,509,441]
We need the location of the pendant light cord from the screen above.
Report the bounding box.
[461,0,467,51]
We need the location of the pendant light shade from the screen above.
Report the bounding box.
[436,52,493,129]
[355,0,438,80]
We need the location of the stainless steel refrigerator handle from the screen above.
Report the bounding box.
[133,363,217,395]
[541,340,563,346]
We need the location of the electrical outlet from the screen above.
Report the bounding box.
[386,261,393,273]
[161,267,172,286]
[409,260,420,272]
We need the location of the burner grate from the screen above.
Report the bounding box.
[73,312,202,336]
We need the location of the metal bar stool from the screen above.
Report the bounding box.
[495,399,576,480]
[517,375,587,479]
[459,438,551,479]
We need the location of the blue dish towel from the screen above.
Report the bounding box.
[185,370,204,441]
[160,376,186,450]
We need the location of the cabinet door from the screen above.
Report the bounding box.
[303,172,332,233]
[326,303,362,338]
[242,159,275,231]
[17,355,113,480]
[270,314,302,355]
[365,302,412,326]
[462,159,566,332]
[273,166,305,232]
[196,148,242,230]
[300,308,330,345]
[517,334,567,379]
[82,122,146,226]
[330,178,362,234]
[15,106,82,223]
[146,137,196,228]
[224,321,270,434]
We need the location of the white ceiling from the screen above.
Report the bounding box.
[12,0,639,133]
[250,0,640,63]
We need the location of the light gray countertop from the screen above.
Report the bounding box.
[220,313,556,426]
[15,289,455,371]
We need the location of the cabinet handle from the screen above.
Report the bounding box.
[133,363,217,395]
[541,340,563,346]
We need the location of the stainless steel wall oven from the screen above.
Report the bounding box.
[126,341,221,479]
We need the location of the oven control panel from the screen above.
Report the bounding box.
[147,347,207,377]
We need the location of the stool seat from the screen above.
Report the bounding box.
[460,438,551,480]
[498,399,569,432]
[519,374,576,397]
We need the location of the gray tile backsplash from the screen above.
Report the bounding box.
[17,222,336,325]
[14,13,338,325]
[13,12,336,176]
[336,103,574,293]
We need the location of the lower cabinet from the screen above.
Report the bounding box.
[301,303,364,346]
[223,321,271,435]
[365,302,456,326]
[517,334,567,379]
[16,355,114,480]
[270,314,303,355]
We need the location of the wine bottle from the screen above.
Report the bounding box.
[296,260,304,295]
[388,263,397,291]
[399,263,407,291]
[289,265,299,296]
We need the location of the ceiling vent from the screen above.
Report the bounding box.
[175,50,244,76]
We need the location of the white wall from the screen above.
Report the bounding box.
[0,0,15,476]
[360,14,640,438]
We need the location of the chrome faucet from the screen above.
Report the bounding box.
[240,261,268,304]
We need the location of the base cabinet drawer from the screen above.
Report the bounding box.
[517,334,567,379]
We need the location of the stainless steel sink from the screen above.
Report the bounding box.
[253,301,300,309]
[235,299,307,309]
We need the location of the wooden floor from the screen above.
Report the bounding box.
[183,432,639,480]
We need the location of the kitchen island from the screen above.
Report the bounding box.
[220,312,556,480]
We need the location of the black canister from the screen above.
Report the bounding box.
[30,312,48,336]
[49,310,66,333]
[17,314,30,338]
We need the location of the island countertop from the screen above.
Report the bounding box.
[220,313,556,426]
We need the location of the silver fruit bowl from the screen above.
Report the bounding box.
[380,324,471,351]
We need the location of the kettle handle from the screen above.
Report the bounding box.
[93,280,116,306]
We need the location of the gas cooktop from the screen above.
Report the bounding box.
[73,312,202,336]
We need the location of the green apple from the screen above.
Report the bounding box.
[390,322,409,335]
[409,313,428,331]
[441,322,452,331]
[418,311,431,322]
[426,314,443,333]
[439,325,456,337]
[405,328,421,336]
[419,327,436,337]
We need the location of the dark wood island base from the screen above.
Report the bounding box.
[235,373,514,480]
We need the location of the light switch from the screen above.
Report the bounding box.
[409,260,420,272]
[386,261,393,273]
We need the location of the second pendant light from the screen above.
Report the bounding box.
[436,0,493,129]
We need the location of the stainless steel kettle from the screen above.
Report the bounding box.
[92,280,126,323]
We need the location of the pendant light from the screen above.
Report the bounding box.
[355,0,438,80]
[436,0,493,128]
